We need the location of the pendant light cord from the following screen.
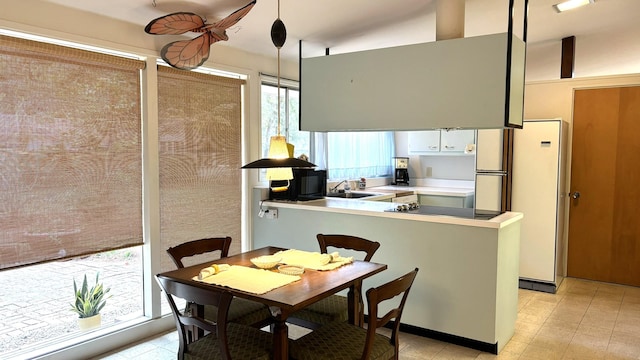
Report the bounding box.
[276,0,282,136]
[277,49,281,136]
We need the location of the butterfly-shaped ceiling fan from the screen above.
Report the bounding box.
[145,0,256,70]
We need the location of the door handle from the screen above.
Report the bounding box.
[569,191,581,199]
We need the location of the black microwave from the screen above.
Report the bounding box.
[269,169,327,201]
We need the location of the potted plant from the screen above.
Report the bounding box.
[70,273,111,330]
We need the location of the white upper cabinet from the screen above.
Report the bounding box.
[440,130,475,153]
[300,33,525,131]
[408,131,440,153]
[408,129,474,154]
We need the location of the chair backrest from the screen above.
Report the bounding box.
[363,268,419,360]
[156,274,234,360]
[167,237,232,268]
[316,234,381,261]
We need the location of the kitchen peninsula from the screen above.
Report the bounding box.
[251,188,522,354]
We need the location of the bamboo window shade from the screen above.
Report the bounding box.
[156,66,245,272]
[0,35,145,270]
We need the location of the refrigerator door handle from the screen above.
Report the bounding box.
[475,170,508,176]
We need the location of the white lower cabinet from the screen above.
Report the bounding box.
[419,194,473,208]
[391,194,418,203]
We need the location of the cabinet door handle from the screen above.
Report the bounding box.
[444,145,455,149]
[429,145,438,150]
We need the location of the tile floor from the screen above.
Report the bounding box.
[92,277,640,359]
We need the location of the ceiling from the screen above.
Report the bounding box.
[43,0,640,62]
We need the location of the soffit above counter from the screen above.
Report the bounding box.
[300,32,526,131]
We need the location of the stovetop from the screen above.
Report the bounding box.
[384,205,501,220]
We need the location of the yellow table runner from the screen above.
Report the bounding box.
[274,249,354,271]
[193,265,300,294]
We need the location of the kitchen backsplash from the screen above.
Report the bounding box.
[411,155,475,181]
[325,158,475,191]
[412,178,474,189]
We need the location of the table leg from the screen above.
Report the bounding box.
[191,302,205,341]
[347,281,364,326]
[272,318,289,360]
[270,307,289,360]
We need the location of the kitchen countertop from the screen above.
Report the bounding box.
[367,185,474,197]
[262,196,521,229]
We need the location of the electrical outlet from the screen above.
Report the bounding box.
[265,209,278,219]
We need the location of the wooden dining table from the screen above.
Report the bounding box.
[156,246,387,360]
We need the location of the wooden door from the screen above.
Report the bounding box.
[567,86,640,286]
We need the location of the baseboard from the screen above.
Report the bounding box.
[366,316,498,355]
[519,278,557,294]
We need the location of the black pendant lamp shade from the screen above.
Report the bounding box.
[241,157,316,169]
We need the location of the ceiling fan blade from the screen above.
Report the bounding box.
[211,0,256,30]
[160,33,212,70]
[145,12,206,35]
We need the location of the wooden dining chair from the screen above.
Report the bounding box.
[167,237,233,268]
[289,268,419,360]
[287,234,381,329]
[156,274,274,360]
[167,237,273,328]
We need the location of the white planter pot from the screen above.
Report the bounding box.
[78,314,101,330]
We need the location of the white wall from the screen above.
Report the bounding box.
[525,23,640,82]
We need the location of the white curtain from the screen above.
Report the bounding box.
[314,131,394,180]
[312,132,328,170]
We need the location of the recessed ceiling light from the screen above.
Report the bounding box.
[553,0,595,13]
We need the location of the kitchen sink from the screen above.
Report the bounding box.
[325,192,376,199]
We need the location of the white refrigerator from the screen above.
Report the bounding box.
[511,119,567,293]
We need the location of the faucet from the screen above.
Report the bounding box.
[330,180,349,193]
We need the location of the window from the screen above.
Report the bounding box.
[0,248,143,356]
[0,34,145,270]
[0,31,247,358]
[0,33,145,358]
[260,78,309,159]
[260,77,394,181]
[157,66,245,271]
